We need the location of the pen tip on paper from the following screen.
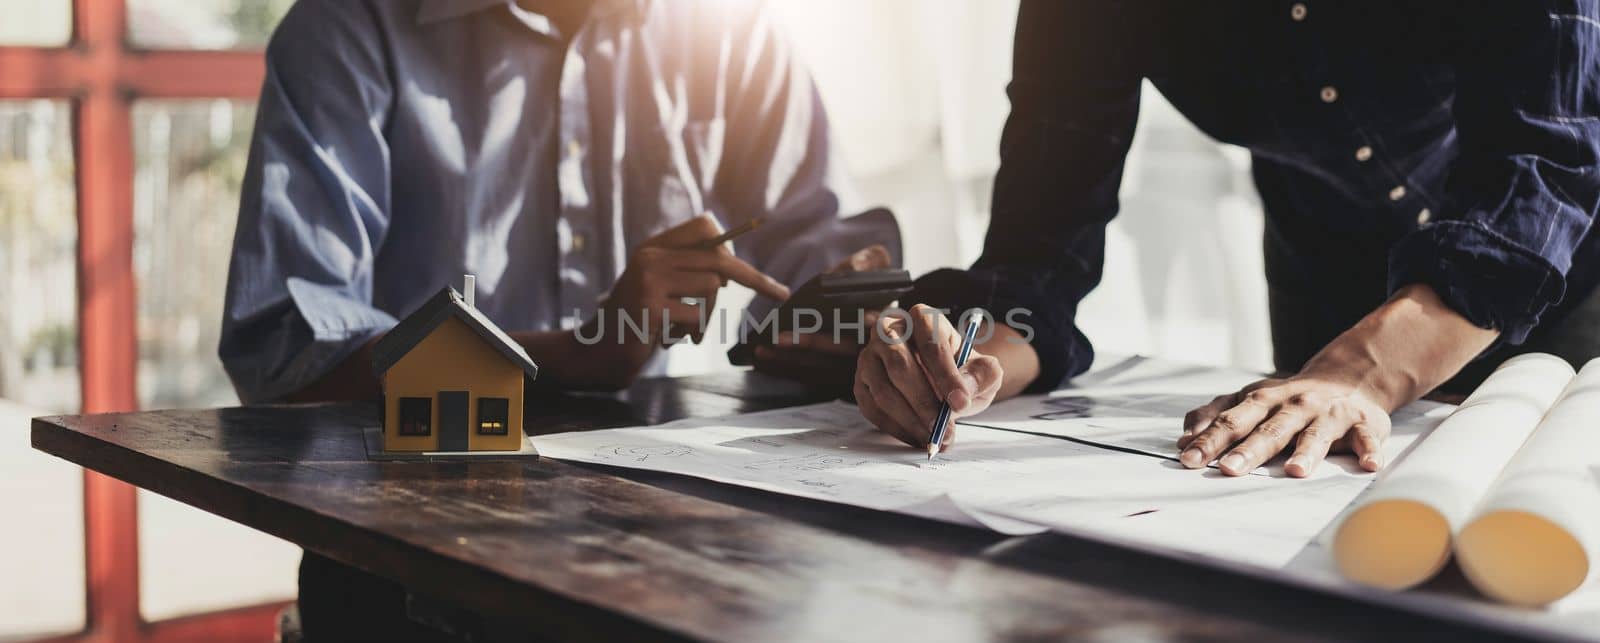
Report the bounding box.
[926,445,938,461]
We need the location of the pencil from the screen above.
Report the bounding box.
[928,315,983,460]
[677,216,769,308]
[692,216,766,250]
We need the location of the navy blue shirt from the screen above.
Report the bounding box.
[915,0,1600,391]
[217,0,898,403]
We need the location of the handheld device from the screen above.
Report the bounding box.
[727,268,913,366]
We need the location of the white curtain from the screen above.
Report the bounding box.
[674,0,1274,375]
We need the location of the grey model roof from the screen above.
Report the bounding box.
[371,286,539,381]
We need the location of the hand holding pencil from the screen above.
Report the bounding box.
[926,313,983,459]
[599,214,789,346]
[853,304,1006,454]
[691,215,765,251]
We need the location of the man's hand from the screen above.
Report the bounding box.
[584,214,791,382]
[752,244,893,384]
[1180,284,1499,477]
[1180,375,1392,477]
[854,304,1006,452]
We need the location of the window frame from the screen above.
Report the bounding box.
[399,396,434,436]
[477,396,510,435]
[0,1,284,640]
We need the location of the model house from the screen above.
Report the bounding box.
[371,279,538,452]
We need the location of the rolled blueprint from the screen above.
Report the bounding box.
[1332,353,1574,590]
[1456,358,1600,606]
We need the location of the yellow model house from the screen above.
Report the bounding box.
[372,281,538,452]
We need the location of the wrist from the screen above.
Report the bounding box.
[979,325,1040,400]
[509,324,651,392]
[1299,342,1412,411]
[1300,284,1498,410]
[574,318,655,387]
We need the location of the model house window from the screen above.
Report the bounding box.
[399,397,432,436]
[478,397,510,435]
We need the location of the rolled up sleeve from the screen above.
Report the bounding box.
[1389,1,1600,344]
[219,0,396,403]
[908,0,1143,392]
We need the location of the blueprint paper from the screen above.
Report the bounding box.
[947,364,1453,566]
[536,401,1065,535]
[533,354,1600,639]
[534,355,1452,565]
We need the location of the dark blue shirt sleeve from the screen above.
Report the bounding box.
[1389,1,1600,344]
[908,0,1142,392]
[218,0,398,403]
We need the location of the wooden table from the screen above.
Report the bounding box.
[31,372,1531,642]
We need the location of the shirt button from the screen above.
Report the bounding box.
[1389,185,1408,201]
[1355,146,1373,162]
[1290,3,1308,21]
[1320,86,1339,103]
[1416,208,1432,225]
[567,140,583,157]
[571,233,587,251]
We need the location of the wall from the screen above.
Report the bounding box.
[669,0,1274,377]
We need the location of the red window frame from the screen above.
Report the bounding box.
[0,1,288,641]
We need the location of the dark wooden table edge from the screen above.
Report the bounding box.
[29,396,1573,643]
[569,461,1576,643]
[31,414,704,642]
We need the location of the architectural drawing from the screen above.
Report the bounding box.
[596,445,694,462]
[745,453,869,472]
[536,354,1458,563]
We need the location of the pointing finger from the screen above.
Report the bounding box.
[675,251,791,301]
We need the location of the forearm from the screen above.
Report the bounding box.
[283,339,383,403]
[981,324,1041,401]
[511,327,654,392]
[1302,283,1500,411]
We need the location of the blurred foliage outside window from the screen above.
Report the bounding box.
[125,0,295,409]
[133,101,256,409]
[0,102,80,413]
[0,0,294,49]
[0,1,295,411]
[128,0,296,50]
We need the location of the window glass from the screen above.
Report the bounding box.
[0,100,79,413]
[132,99,299,621]
[478,397,510,435]
[0,0,72,46]
[401,397,433,436]
[128,0,294,50]
[132,100,255,410]
[0,100,84,640]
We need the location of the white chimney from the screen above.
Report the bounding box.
[463,274,476,309]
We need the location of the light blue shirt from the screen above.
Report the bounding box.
[219,0,897,403]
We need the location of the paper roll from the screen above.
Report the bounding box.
[1332,353,1575,590]
[1456,358,1600,606]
